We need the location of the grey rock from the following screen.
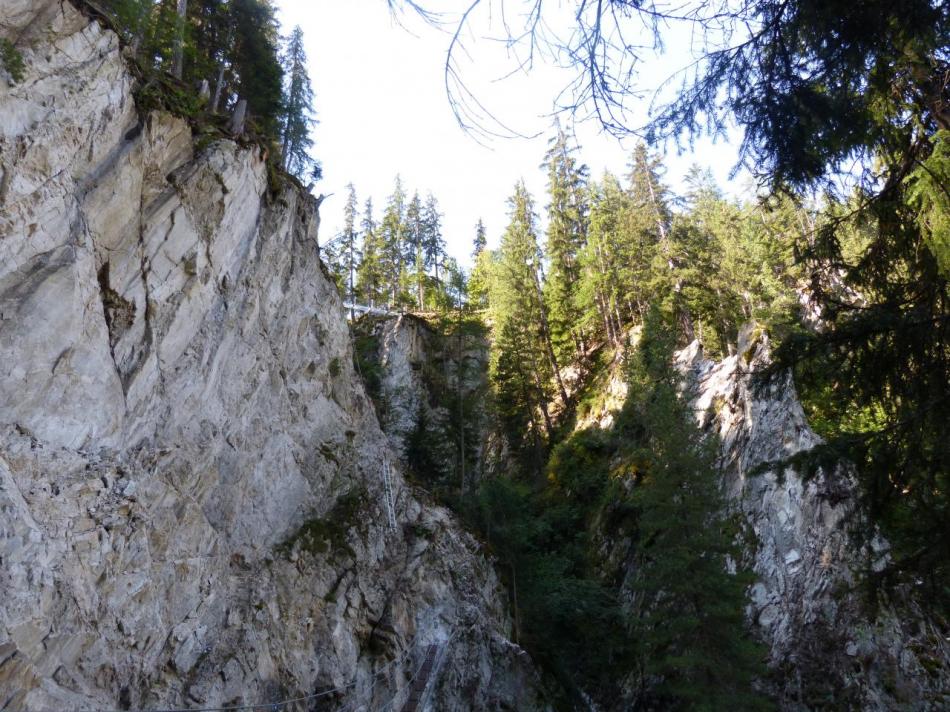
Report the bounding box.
[676,333,950,710]
[0,3,547,710]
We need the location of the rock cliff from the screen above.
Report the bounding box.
[358,315,492,490]
[674,331,949,709]
[0,3,544,710]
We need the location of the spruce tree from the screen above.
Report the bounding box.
[577,172,628,346]
[473,218,487,258]
[379,176,408,307]
[626,144,695,336]
[422,194,446,302]
[186,0,232,103]
[279,25,320,181]
[230,0,283,137]
[468,219,491,309]
[542,126,589,361]
[356,198,384,306]
[406,192,426,309]
[489,182,568,467]
[340,184,361,315]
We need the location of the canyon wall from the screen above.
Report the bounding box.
[0,4,544,710]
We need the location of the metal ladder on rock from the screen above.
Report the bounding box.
[382,459,397,531]
[399,641,444,712]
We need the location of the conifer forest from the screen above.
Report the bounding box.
[1,1,948,710]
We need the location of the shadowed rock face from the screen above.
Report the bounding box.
[0,4,545,710]
[369,315,492,486]
[674,334,949,710]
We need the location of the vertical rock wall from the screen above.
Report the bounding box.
[0,4,545,710]
[677,333,949,709]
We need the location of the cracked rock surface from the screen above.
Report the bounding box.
[674,334,950,710]
[0,4,545,710]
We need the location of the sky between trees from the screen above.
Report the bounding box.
[273,0,748,267]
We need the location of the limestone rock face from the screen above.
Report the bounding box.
[676,334,949,710]
[0,4,544,710]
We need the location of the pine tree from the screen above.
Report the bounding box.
[379,176,408,307]
[357,198,384,306]
[279,25,320,181]
[542,126,589,361]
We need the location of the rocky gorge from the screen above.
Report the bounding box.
[1,2,948,711]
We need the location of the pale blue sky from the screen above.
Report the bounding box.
[273,1,748,267]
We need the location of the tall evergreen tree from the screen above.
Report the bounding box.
[577,172,628,346]
[422,194,446,302]
[186,0,232,105]
[468,218,491,309]
[490,182,569,467]
[340,184,361,316]
[619,309,771,710]
[230,0,283,136]
[542,126,589,361]
[379,176,408,307]
[626,144,694,337]
[406,191,426,310]
[279,25,320,181]
[357,198,384,306]
[473,218,487,258]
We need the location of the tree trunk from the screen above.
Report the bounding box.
[211,63,225,113]
[228,99,247,135]
[172,0,187,80]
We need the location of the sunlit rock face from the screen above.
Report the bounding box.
[675,330,949,710]
[0,3,545,710]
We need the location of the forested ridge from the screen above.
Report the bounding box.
[338,133,813,708]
